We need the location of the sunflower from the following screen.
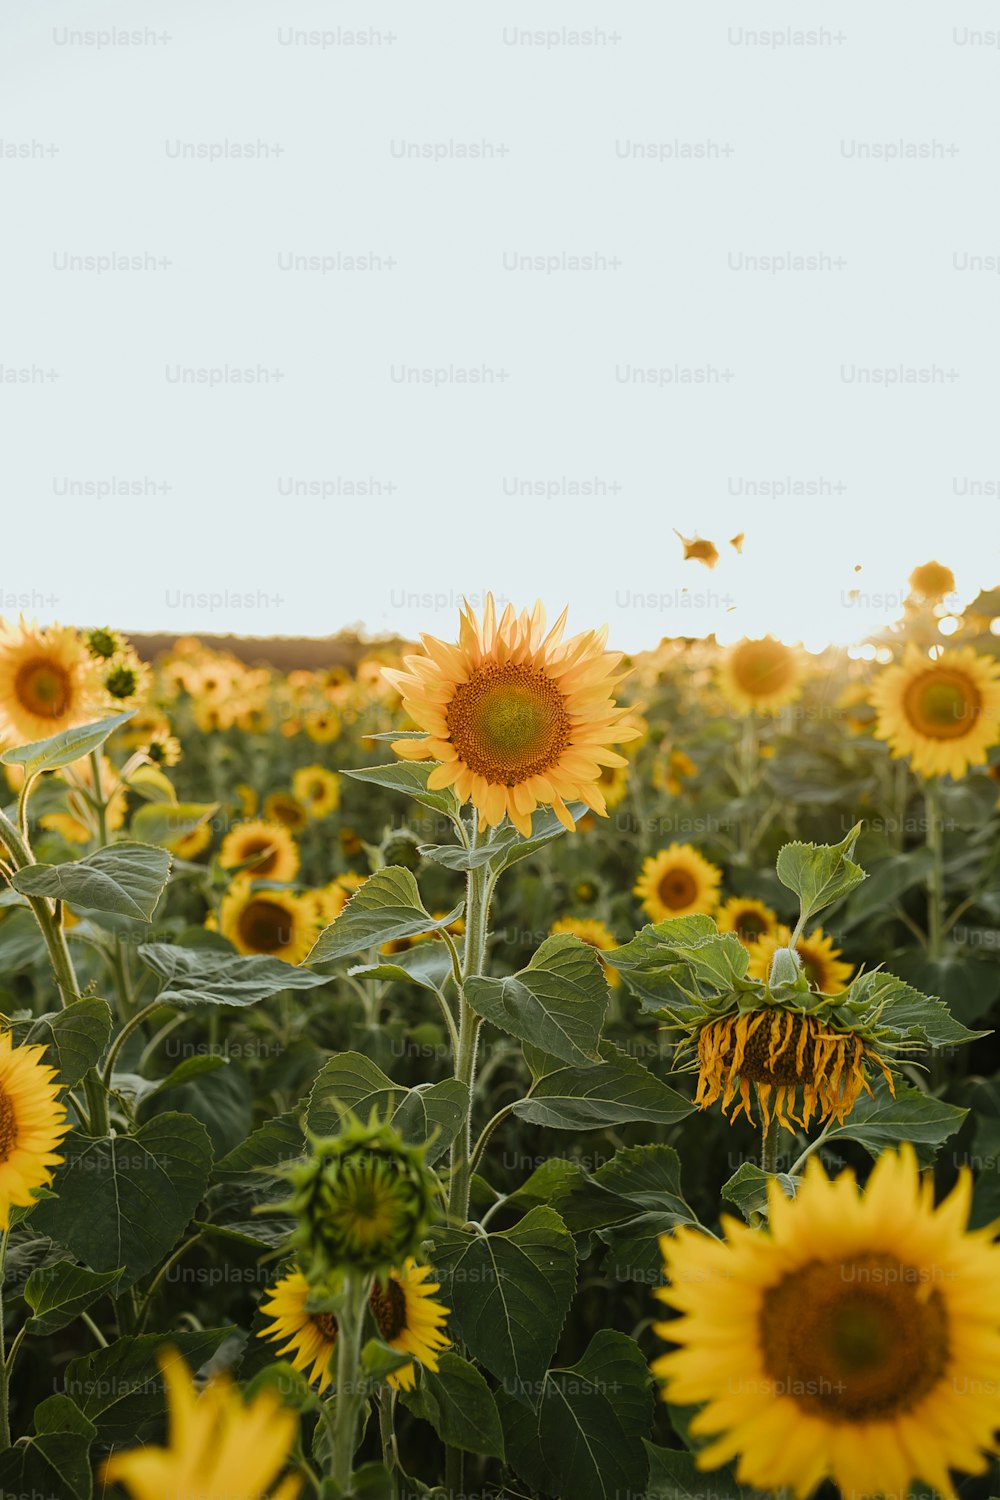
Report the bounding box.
[237,703,273,735]
[219,820,300,883]
[101,1349,302,1500]
[292,765,341,820]
[0,1032,71,1229]
[716,896,779,948]
[653,1145,1000,1500]
[218,882,313,964]
[304,708,341,744]
[264,791,310,834]
[0,620,102,748]
[385,595,636,838]
[165,822,212,861]
[695,1004,894,1132]
[234,782,258,818]
[718,636,802,715]
[259,1260,449,1396]
[550,917,621,987]
[748,924,853,995]
[870,644,1000,779]
[908,559,956,604]
[633,844,722,921]
[101,647,152,711]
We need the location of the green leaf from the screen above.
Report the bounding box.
[498,1331,652,1500]
[842,970,988,1048]
[591,1145,701,1281]
[465,934,609,1066]
[512,1045,694,1131]
[420,802,586,875]
[0,907,48,969]
[776,822,867,925]
[892,952,1000,1028]
[33,1112,214,1290]
[25,1261,124,1335]
[0,710,134,774]
[306,1053,467,1164]
[721,1162,799,1222]
[306,866,463,966]
[63,1329,235,1443]
[824,1076,967,1160]
[645,1441,754,1499]
[24,998,114,1086]
[14,842,171,921]
[213,1110,305,1182]
[138,942,329,1007]
[344,761,460,817]
[0,1418,95,1500]
[362,1337,414,1380]
[130,800,218,848]
[843,848,934,925]
[402,1352,506,1459]
[242,1361,320,1413]
[431,1206,577,1392]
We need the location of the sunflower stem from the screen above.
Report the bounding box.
[0,1228,9,1448]
[761,1108,781,1176]
[448,830,490,1226]
[330,1272,370,1489]
[924,777,944,962]
[378,1387,399,1497]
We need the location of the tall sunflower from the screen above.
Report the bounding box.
[716,895,778,947]
[717,636,802,715]
[102,1349,302,1500]
[748,923,853,994]
[870,644,1000,779]
[384,595,636,838]
[633,845,722,921]
[218,882,314,964]
[259,1260,450,1394]
[0,1032,71,1229]
[0,620,102,748]
[652,1146,1000,1500]
[219,820,300,883]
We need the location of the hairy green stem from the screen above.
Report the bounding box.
[0,1229,10,1448]
[924,778,944,962]
[330,1273,370,1488]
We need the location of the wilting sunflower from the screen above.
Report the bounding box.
[218,882,314,964]
[550,917,621,987]
[717,636,802,716]
[259,1260,450,1395]
[292,765,341,819]
[384,595,636,838]
[219,819,300,883]
[716,896,779,947]
[653,1146,1000,1500]
[634,844,722,921]
[908,559,956,604]
[264,791,310,834]
[102,1349,302,1500]
[870,644,1000,779]
[695,1002,894,1131]
[0,1032,71,1229]
[0,620,102,748]
[748,923,853,995]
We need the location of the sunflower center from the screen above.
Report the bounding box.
[657,869,699,909]
[369,1278,408,1342]
[241,838,279,875]
[734,909,768,940]
[760,1255,949,1420]
[903,670,980,741]
[15,659,71,718]
[0,1087,17,1162]
[237,899,293,952]
[732,643,792,696]
[446,662,571,785]
[313,1311,339,1341]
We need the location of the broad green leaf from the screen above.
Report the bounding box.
[307,1052,467,1164]
[824,1077,967,1160]
[33,1112,214,1290]
[14,842,171,921]
[130,800,218,848]
[591,1145,701,1280]
[465,934,609,1066]
[344,761,460,817]
[63,1329,235,1443]
[1,710,134,774]
[431,1206,577,1392]
[25,1261,124,1335]
[776,822,866,925]
[840,970,987,1048]
[348,941,453,994]
[362,1337,415,1380]
[420,802,586,874]
[645,1441,754,1499]
[24,998,114,1086]
[213,1110,305,1182]
[0,1419,94,1500]
[124,762,177,804]
[498,1331,652,1500]
[843,848,934,926]
[138,942,329,1007]
[401,1352,505,1459]
[721,1162,799,1222]
[306,866,463,966]
[892,952,1000,1028]
[242,1361,320,1413]
[0,907,48,969]
[512,1046,694,1131]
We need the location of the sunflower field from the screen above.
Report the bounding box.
[1,569,999,1500]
